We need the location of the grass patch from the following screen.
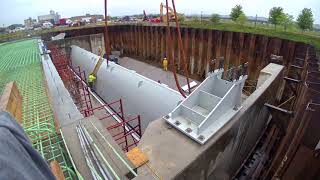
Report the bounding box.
[1,21,319,52]
[181,21,320,51]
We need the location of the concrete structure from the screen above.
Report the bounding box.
[135,63,284,179]
[166,69,247,144]
[42,25,320,179]
[38,10,60,24]
[70,14,104,22]
[70,46,184,131]
[67,46,303,179]
[24,17,37,28]
[39,41,83,126]
[40,41,137,179]
[49,33,105,56]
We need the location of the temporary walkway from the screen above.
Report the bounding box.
[0,39,75,179]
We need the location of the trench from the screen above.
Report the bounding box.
[44,25,319,179]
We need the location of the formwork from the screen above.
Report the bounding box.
[0,39,75,179]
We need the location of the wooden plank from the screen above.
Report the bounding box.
[223,32,233,78]
[50,161,65,180]
[126,147,149,168]
[215,30,222,59]
[147,27,151,59]
[247,34,257,80]
[237,32,245,66]
[92,51,103,75]
[174,30,183,70]
[134,26,138,55]
[225,31,233,67]
[130,25,134,55]
[161,27,166,61]
[205,30,213,75]
[0,81,22,124]
[155,27,159,60]
[149,26,153,59]
[190,29,196,75]
[140,26,143,56]
[183,28,190,72]
[198,29,204,75]
[171,28,177,69]
[256,36,269,79]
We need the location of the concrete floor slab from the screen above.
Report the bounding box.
[118,57,200,92]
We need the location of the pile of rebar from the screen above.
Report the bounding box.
[76,124,115,180]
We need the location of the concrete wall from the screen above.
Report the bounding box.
[70,46,184,131]
[135,63,284,180]
[47,33,105,58]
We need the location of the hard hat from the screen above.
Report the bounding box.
[164,57,167,60]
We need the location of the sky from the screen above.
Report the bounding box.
[0,0,319,26]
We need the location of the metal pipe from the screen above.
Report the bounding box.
[78,125,113,180]
[81,126,115,180]
[80,125,120,180]
[119,99,124,120]
[76,126,101,180]
[60,129,84,180]
[89,121,138,177]
[104,0,110,66]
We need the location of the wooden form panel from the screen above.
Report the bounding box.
[50,161,65,180]
[0,81,22,123]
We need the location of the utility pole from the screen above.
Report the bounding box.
[200,11,203,23]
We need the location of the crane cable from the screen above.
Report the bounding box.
[104,0,190,97]
[171,0,191,94]
[104,0,111,66]
[165,0,187,98]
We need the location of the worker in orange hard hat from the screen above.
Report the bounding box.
[163,57,168,71]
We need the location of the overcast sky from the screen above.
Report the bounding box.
[0,0,319,26]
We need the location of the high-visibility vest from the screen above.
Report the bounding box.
[163,59,168,66]
[88,74,96,82]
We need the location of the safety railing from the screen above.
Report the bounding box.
[48,44,142,152]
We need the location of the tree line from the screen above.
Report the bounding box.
[209,5,314,32]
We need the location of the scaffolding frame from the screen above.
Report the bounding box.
[48,44,142,152]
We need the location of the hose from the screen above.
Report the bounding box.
[165,0,187,98]
[104,0,110,66]
[171,0,192,94]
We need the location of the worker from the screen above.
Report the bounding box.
[163,57,168,71]
[88,73,96,89]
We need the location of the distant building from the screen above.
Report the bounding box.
[70,14,104,23]
[24,17,37,28]
[38,10,61,24]
[7,24,24,30]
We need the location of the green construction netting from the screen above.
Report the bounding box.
[0,39,75,179]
